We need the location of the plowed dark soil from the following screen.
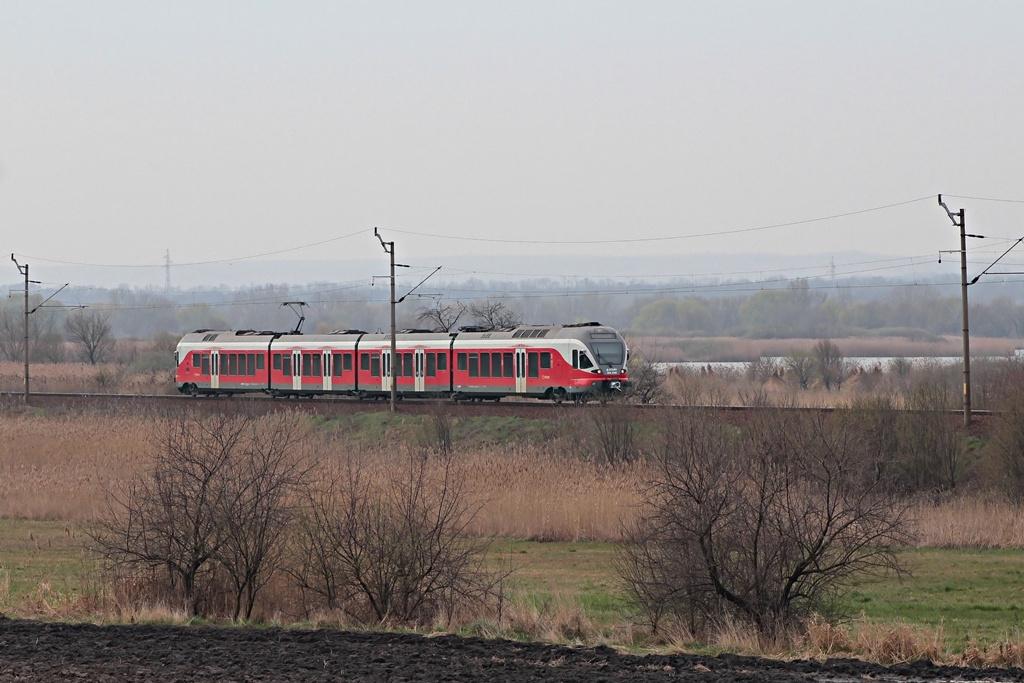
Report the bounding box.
[2,617,1023,682]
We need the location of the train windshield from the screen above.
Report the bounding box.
[591,342,625,366]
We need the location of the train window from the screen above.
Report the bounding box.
[591,342,625,366]
[403,353,413,377]
[192,354,201,368]
[256,354,264,371]
[361,353,370,371]
[282,355,291,377]
[273,353,281,371]
[343,352,352,372]
[572,350,578,368]
[246,354,254,375]
[393,352,402,377]
[438,353,447,371]
[503,352,513,378]
[579,352,594,369]
[227,354,236,376]
[300,354,309,377]
[426,353,436,377]
[469,353,479,378]
[540,352,551,369]
[370,355,380,378]
[528,352,539,378]
[201,354,210,376]
[311,354,321,377]
[333,353,344,377]
[480,353,490,378]
[492,353,502,378]
[212,354,218,376]
[457,352,467,371]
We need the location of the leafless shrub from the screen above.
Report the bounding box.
[590,402,638,466]
[620,405,913,638]
[292,450,505,627]
[987,383,1024,503]
[895,381,969,494]
[91,410,311,620]
[624,348,664,405]
[745,357,779,385]
[784,351,813,390]
[419,401,455,457]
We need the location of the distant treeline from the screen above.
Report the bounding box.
[3,277,1024,350]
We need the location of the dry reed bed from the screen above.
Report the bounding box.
[0,361,175,395]
[5,410,1024,546]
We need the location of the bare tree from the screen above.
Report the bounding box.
[416,301,467,332]
[65,309,115,364]
[783,351,813,390]
[216,413,313,620]
[811,339,846,391]
[620,406,912,637]
[293,450,503,626]
[468,300,523,330]
[93,410,309,620]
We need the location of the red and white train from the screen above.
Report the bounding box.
[174,322,630,402]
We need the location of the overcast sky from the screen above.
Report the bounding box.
[2,1,1023,289]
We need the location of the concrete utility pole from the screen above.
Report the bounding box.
[938,196,974,428]
[11,255,30,403]
[374,228,399,412]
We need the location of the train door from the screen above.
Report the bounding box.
[322,351,332,392]
[381,349,393,392]
[515,348,527,394]
[292,351,302,391]
[210,350,220,390]
[414,349,425,392]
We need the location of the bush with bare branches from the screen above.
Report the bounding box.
[619,405,913,637]
[292,449,504,627]
[92,410,311,620]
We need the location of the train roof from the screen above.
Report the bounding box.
[178,330,279,344]
[454,322,622,342]
[178,322,624,345]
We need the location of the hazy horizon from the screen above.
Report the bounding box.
[3,2,1024,297]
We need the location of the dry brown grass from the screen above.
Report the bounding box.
[0,411,157,520]
[910,498,1024,549]
[461,446,644,541]
[0,361,176,395]
[0,408,644,540]
[6,406,1024,546]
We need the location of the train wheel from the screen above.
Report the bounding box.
[188,384,199,397]
[553,388,567,404]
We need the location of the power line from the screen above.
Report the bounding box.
[15,229,371,268]
[387,196,935,245]
[944,195,1024,204]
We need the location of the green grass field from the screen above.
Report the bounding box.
[4,519,1024,653]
